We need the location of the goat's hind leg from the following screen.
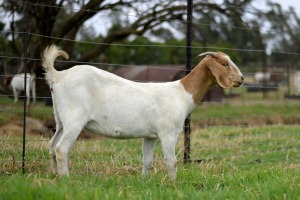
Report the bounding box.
[55,126,83,176]
[49,104,63,174]
[55,115,86,176]
[49,126,62,174]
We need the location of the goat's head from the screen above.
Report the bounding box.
[199,52,244,88]
[3,76,13,89]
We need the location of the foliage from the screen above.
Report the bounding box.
[264,2,300,67]
[104,37,188,66]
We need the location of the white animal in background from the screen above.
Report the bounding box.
[294,71,300,96]
[254,72,271,83]
[42,45,244,179]
[4,73,36,105]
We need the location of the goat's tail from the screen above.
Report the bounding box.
[42,45,69,83]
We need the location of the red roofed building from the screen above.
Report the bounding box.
[114,65,225,102]
[114,65,185,82]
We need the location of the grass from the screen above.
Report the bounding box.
[191,101,300,127]
[1,125,300,199]
[1,165,299,200]
[1,93,300,199]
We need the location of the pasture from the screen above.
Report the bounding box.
[1,0,300,199]
[1,96,300,199]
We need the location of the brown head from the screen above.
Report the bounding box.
[198,52,244,88]
[180,51,244,104]
[3,76,13,89]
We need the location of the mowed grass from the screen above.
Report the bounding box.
[1,125,300,199]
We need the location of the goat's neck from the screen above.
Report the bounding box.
[180,63,216,105]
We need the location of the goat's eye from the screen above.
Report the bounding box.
[222,63,229,67]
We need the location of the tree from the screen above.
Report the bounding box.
[1,0,258,74]
[264,2,300,67]
[0,1,189,70]
[3,0,299,75]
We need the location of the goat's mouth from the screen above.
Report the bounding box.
[230,75,244,88]
[233,80,243,87]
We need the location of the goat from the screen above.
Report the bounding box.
[254,72,271,84]
[3,73,36,105]
[42,45,244,179]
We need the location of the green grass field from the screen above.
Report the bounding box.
[1,125,300,199]
[1,96,300,199]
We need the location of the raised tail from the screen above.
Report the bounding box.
[42,45,69,84]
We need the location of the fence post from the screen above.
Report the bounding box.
[22,0,29,175]
[184,0,193,163]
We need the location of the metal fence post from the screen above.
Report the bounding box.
[184,0,193,163]
[22,0,29,175]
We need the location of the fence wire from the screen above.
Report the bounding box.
[2,29,300,56]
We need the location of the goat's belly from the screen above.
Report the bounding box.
[85,121,158,139]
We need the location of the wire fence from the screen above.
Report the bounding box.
[1,0,300,175]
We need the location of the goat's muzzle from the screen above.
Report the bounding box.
[233,75,244,87]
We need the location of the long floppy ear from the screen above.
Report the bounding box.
[208,64,233,89]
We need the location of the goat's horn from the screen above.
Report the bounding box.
[198,52,218,58]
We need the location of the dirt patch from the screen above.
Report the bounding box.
[0,117,102,140]
[193,115,300,128]
[1,123,34,137]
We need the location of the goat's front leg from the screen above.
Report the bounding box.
[13,88,19,104]
[142,138,157,177]
[31,80,36,104]
[160,135,178,180]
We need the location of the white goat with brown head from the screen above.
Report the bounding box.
[3,73,36,105]
[42,45,243,180]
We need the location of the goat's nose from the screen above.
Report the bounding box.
[241,76,244,81]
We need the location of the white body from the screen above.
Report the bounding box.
[254,72,271,83]
[10,73,36,105]
[294,71,300,96]
[42,46,243,179]
[53,65,194,139]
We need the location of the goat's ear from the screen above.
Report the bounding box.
[208,64,233,89]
